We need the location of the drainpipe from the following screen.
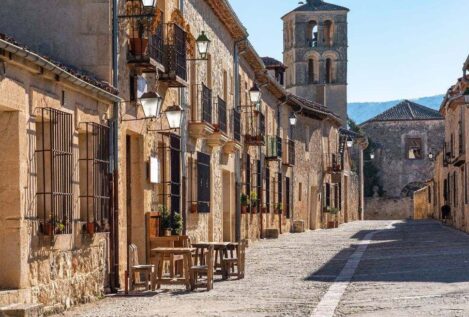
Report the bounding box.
[110,0,120,292]
[277,99,288,234]
[234,38,246,242]
[180,0,187,235]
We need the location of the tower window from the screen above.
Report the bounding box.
[308,59,315,84]
[326,58,333,84]
[323,20,334,46]
[307,21,318,48]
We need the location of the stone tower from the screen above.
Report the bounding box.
[282,0,349,122]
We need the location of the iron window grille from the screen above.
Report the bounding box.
[197,152,211,213]
[214,96,227,133]
[36,107,73,235]
[156,134,181,218]
[233,108,241,142]
[245,154,251,197]
[166,23,187,81]
[265,166,271,213]
[283,139,295,166]
[255,160,262,211]
[79,122,112,233]
[147,12,165,65]
[277,172,282,214]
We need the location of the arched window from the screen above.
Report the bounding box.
[308,59,315,84]
[325,58,333,84]
[306,21,318,47]
[323,20,334,46]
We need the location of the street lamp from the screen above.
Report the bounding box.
[249,84,261,104]
[347,137,353,148]
[196,31,211,60]
[289,112,298,126]
[141,0,157,10]
[140,91,163,118]
[165,104,184,129]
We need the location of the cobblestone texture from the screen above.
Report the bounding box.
[53,220,469,317]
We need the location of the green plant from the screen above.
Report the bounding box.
[158,205,183,235]
[323,206,331,213]
[329,207,340,215]
[250,191,258,205]
[240,193,250,206]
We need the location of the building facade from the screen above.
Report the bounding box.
[0,0,362,313]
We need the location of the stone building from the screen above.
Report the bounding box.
[0,0,362,313]
[360,100,444,219]
[428,55,469,231]
[282,0,348,122]
[0,34,120,313]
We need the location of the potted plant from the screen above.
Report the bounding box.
[250,191,258,213]
[240,194,250,214]
[323,206,331,213]
[55,221,65,234]
[173,212,183,235]
[190,203,198,214]
[261,203,268,213]
[87,221,95,235]
[159,205,172,236]
[276,203,283,215]
[42,219,54,236]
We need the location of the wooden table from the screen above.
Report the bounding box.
[192,242,232,279]
[151,247,195,290]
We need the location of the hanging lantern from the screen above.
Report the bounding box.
[140,91,162,118]
[249,84,261,104]
[196,31,211,60]
[289,113,298,126]
[347,137,353,148]
[141,0,157,10]
[165,104,184,129]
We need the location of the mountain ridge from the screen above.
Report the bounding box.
[348,95,445,124]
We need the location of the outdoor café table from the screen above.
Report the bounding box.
[151,247,195,290]
[191,242,231,279]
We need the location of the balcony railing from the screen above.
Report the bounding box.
[282,139,295,166]
[202,84,212,124]
[233,109,241,142]
[213,97,227,133]
[266,136,282,160]
[245,111,265,146]
[166,23,187,82]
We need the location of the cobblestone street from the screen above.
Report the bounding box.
[55,220,469,317]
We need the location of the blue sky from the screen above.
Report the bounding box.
[230,0,469,102]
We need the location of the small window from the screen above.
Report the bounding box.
[406,138,423,160]
[325,58,333,84]
[308,59,315,84]
[299,182,302,202]
[197,152,211,213]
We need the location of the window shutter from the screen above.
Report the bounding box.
[197,152,211,213]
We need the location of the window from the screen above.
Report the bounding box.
[170,135,181,218]
[36,108,73,235]
[466,164,469,205]
[277,172,282,212]
[305,126,310,152]
[245,154,251,196]
[325,58,333,84]
[298,182,302,202]
[265,167,271,212]
[197,152,211,212]
[406,138,423,160]
[306,21,318,47]
[428,186,432,204]
[256,159,262,211]
[454,171,457,208]
[308,59,315,84]
[323,20,334,46]
[79,122,111,233]
[325,183,331,208]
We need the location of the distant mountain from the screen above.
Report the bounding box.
[348,95,445,124]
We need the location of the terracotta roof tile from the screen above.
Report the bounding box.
[364,100,443,123]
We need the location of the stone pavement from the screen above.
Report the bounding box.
[53,220,469,317]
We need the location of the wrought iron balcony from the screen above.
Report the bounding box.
[188,84,216,140]
[266,136,282,161]
[213,97,227,134]
[245,111,265,146]
[233,108,241,142]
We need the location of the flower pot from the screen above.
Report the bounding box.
[241,205,248,214]
[261,207,268,213]
[252,206,258,214]
[164,228,172,237]
[129,38,148,57]
[190,204,198,214]
[87,222,95,235]
[43,223,53,236]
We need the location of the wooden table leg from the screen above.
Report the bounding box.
[185,253,192,291]
[157,254,163,290]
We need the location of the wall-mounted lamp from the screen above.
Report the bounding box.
[347,137,353,148]
[249,84,261,104]
[370,152,375,160]
[196,31,211,60]
[165,104,184,129]
[289,112,298,126]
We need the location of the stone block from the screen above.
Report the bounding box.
[292,220,305,233]
[0,304,43,317]
[264,229,279,239]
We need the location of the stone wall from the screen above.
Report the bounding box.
[365,197,413,220]
[361,120,444,198]
[0,46,113,312]
[413,186,432,220]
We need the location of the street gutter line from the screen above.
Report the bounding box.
[311,222,397,317]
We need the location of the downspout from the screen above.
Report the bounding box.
[234,38,246,242]
[277,99,288,234]
[180,0,187,235]
[111,0,120,292]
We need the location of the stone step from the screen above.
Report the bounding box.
[0,304,43,317]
